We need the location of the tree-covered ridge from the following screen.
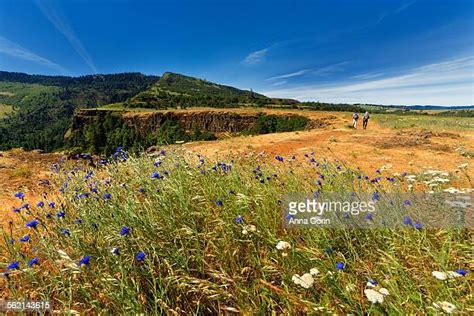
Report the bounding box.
[0,72,159,151]
[127,72,270,108]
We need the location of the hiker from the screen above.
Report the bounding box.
[352,112,359,128]
[362,111,370,129]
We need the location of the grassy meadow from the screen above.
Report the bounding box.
[1,148,471,314]
[373,113,474,131]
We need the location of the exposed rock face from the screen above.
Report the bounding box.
[71,109,325,136]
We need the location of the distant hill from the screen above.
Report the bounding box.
[127,72,270,108]
[0,71,158,151]
[405,105,474,110]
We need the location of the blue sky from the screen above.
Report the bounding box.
[0,0,473,105]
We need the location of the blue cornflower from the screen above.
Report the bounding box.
[103,193,111,200]
[368,279,378,286]
[14,192,25,200]
[136,251,145,262]
[228,190,236,195]
[285,213,294,221]
[26,220,39,229]
[79,255,91,266]
[455,269,466,276]
[160,149,166,155]
[371,177,382,183]
[22,204,29,210]
[376,169,381,174]
[7,261,20,270]
[20,235,30,242]
[56,210,66,218]
[414,222,422,230]
[151,172,161,179]
[13,207,21,213]
[84,170,94,180]
[215,200,223,207]
[120,226,130,236]
[403,216,412,226]
[275,155,284,162]
[372,191,380,201]
[138,188,145,193]
[234,215,243,224]
[365,213,374,220]
[403,200,412,206]
[75,218,82,224]
[336,262,345,270]
[111,247,120,256]
[153,160,162,167]
[36,201,44,208]
[48,202,55,208]
[28,257,39,267]
[45,213,52,219]
[61,229,71,236]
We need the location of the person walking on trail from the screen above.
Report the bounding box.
[352,112,359,128]
[362,111,370,129]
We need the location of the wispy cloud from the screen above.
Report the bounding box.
[311,61,350,76]
[267,62,349,82]
[35,0,97,73]
[241,47,270,65]
[377,1,416,24]
[267,69,310,80]
[351,72,385,80]
[270,80,288,87]
[0,35,68,74]
[262,57,474,106]
[394,0,416,14]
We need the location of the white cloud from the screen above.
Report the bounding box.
[270,80,288,87]
[311,61,350,76]
[267,69,310,80]
[262,57,474,106]
[0,35,68,74]
[35,0,97,73]
[241,48,269,65]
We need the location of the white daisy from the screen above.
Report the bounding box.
[292,273,314,289]
[433,301,456,313]
[276,240,291,251]
[432,270,463,280]
[364,289,385,304]
[242,224,256,235]
[309,268,320,276]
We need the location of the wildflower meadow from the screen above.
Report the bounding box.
[1,148,472,314]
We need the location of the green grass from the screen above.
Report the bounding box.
[0,151,471,314]
[0,104,14,118]
[0,81,59,107]
[373,113,474,130]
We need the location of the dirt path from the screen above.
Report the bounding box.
[0,149,62,224]
[184,111,473,177]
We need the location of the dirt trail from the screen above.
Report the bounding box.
[184,111,473,177]
[0,149,62,223]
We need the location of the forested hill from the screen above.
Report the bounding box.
[0,71,159,151]
[127,72,270,108]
